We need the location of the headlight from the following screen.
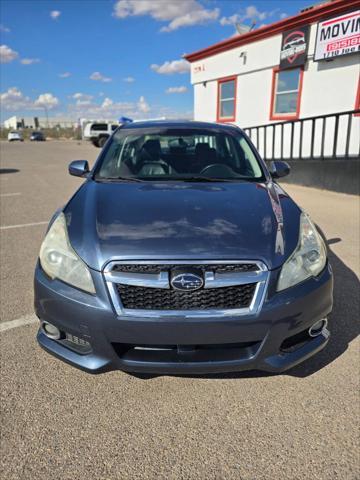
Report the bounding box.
[39,213,96,294]
[277,212,326,291]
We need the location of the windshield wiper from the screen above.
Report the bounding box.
[97,176,145,183]
[177,177,243,183]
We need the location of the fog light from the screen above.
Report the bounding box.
[41,321,61,340]
[309,318,328,337]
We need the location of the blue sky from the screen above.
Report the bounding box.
[0,0,311,122]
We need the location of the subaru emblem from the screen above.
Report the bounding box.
[171,273,204,292]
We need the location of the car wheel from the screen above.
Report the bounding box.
[98,136,108,148]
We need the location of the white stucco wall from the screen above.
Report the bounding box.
[191,21,359,126]
[190,18,359,157]
[194,81,217,122]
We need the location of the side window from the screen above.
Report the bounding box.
[92,123,108,131]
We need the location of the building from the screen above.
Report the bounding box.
[185,0,359,166]
[3,116,76,129]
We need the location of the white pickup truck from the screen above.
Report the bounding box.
[83,122,119,148]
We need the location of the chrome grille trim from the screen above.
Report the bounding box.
[103,260,269,318]
[105,271,170,289]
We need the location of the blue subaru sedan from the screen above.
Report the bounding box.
[34,120,333,375]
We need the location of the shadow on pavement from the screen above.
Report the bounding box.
[288,242,359,377]
[134,237,359,381]
[0,168,20,174]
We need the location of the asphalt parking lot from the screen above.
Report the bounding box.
[0,140,359,480]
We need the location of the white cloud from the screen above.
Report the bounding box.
[34,93,59,110]
[0,45,19,63]
[68,95,151,119]
[59,72,71,78]
[90,71,112,82]
[1,88,156,120]
[151,59,190,75]
[0,24,10,33]
[20,58,40,65]
[101,97,114,109]
[113,0,219,32]
[220,14,240,26]
[72,92,93,100]
[123,76,135,83]
[0,87,32,110]
[161,7,219,32]
[50,10,61,20]
[220,5,279,27]
[0,88,59,111]
[280,13,288,19]
[166,86,188,94]
[244,6,268,21]
[71,93,94,106]
[137,96,150,113]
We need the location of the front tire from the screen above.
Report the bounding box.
[98,136,108,148]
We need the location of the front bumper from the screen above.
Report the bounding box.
[34,262,333,375]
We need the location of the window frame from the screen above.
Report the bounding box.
[216,76,237,123]
[269,66,304,121]
[355,77,360,117]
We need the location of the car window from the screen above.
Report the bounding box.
[96,127,265,181]
[91,123,108,131]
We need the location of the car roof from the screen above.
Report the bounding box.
[120,119,241,132]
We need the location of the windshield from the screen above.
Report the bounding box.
[95,127,265,182]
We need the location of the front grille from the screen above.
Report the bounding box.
[112,263,259,274]
[116,283,256,310]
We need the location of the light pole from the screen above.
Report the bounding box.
[43,105,49,128]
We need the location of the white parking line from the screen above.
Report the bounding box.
[0,221,48,231]
[0,192,21,197]
[0,314,38,333]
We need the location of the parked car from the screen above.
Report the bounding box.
[30,131,46,141]
[35,120,333,375]
[8,131,24,142]
[83,122,118,148]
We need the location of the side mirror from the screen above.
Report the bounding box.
[269,161,290,179]
[69,160,89,177]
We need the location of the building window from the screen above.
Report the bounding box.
[270,67,303,120]
[217,76,237,122]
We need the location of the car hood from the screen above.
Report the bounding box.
[65,180,301,271]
